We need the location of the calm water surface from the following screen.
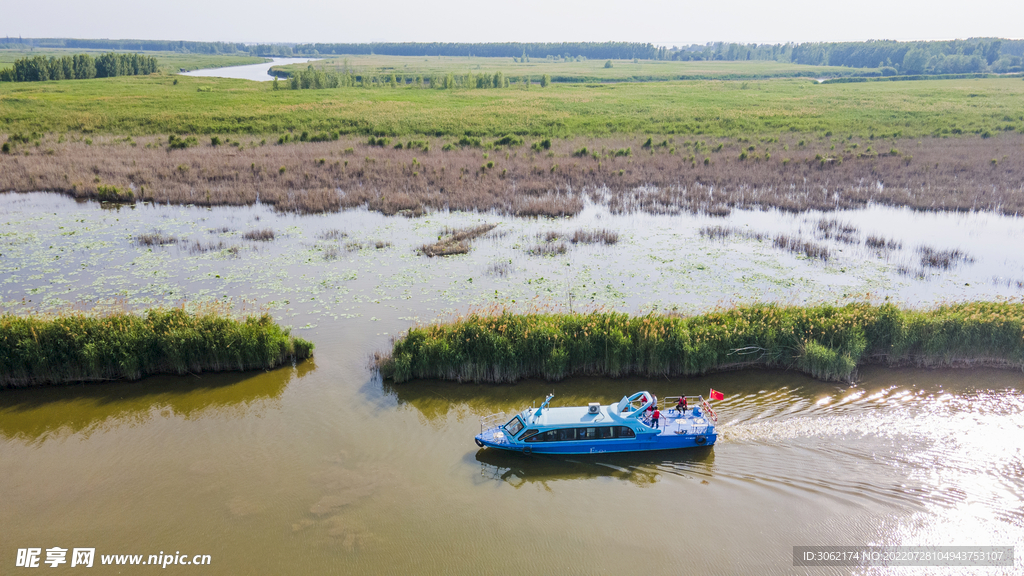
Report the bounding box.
[1,193,1022,574]
[181,57,321,82]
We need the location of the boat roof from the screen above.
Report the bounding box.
[516,391,657,428]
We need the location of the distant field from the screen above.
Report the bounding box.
[0,49,268,73]
[1,73,1022,138]
[275,55,878,82]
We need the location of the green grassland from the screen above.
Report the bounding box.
[276,55,879,82]
[2,72,1022,139]
[0,48,268,73]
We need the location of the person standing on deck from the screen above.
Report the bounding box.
[652,407,661,429]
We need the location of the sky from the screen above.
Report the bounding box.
[2,0,1022,45]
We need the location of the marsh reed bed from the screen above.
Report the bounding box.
[375,302,1024,384]
[0,308,314,388]
[2,133,1023,216]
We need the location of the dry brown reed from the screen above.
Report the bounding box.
[774,234,830,260]
[419,223,497,257]
[816,219,859,244]
[865,235,902,250]
[134,232,177,246]
[243,228,275,241]
[2,133,1023,217]
[571,228,619,244]
[528,241,568,256]
[918,246,975,269]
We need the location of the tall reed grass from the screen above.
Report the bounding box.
[0,308,314,388]
[376,302,1024,384]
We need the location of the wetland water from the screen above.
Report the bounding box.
[180,57,321,82]
[2,192,1023,574]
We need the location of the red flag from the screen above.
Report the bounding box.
[709,389,724,401]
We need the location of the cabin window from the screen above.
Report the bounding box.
[557,428,577,441]
[519,429,539,441]
[503,417,525,437]
[524,430,559,442]
[524,426,635,442]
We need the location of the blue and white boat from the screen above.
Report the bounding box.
[474,391,718,455]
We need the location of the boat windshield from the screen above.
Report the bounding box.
[503,416,525,437]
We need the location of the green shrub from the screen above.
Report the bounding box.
[494,134,523,147]
[0,309,313,387]
[167,135,198,150]
[95,184,134,202]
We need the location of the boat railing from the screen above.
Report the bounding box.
[663,396,699,412]
[480,412,508,434]
[699,396,718,424]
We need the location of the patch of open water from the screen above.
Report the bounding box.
[180,57,321,82]
[1,193,1022,574]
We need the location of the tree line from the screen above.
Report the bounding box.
[0,53,158,82]
[292,42,661,60]
[0,37,248,54]
[672,38,1022,73]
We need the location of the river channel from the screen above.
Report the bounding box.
[1,192,1022,574]
[180,57,321,82]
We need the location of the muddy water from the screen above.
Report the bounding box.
[1,193,1023,574]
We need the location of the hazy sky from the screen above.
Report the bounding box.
[3,0,1022,45]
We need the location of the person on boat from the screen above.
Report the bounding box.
[676,396,687,413]
[652,407,661,429]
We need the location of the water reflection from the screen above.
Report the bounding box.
[473,446,715,489]
[0,359,315,442]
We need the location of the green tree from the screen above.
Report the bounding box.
[390,73,398,88]
[521,75,529,90]
[604,60,613,68]
[493,71,504,88]
[902,48,929,75]
[540,74,551,88]
[272,76,279,90]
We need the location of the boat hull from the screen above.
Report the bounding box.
[475,432,717,455]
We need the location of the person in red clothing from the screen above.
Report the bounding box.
[651,407,661,428]
[676,396,687,413]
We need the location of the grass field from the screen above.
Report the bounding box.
[275,55,879,82]
[2,73,1023,138]
[0,48,268,73]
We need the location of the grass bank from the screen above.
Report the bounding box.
[1,74,1022,138]
[376,302,1024,384]
[278,55,877,83]
[0,308,314,388]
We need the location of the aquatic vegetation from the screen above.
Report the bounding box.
[376,302,1024,384]
[917,246,974,269]
[419,223,497,257]
[243,228,275,241]
[865,235,902,251]
[570,228,619,245]
[527,241,567,256]
[3,133,1023,217]
[134,232,178,246]
[773,234,830,260]
[0,308,314,388]
[815,219,859,244]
